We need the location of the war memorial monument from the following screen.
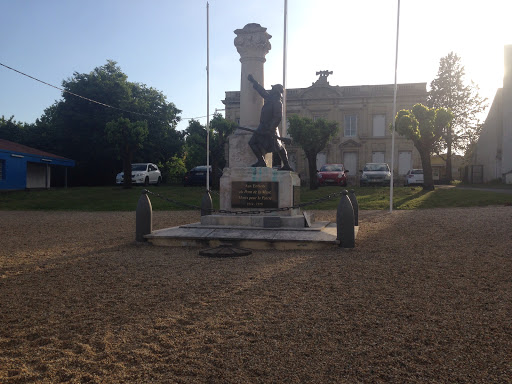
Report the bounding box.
[141,23,357,250]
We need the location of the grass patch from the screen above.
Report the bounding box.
[1,185,511,211]
[0,185,219,212]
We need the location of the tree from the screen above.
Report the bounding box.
[287,115,339,190]
[0,116,28,143]
[183,119,207,171]
[34,60,182,185]
[158,154,188,184]
[182,115,236,189]
[209,113,236,189]
[105,117,148,188]
[428,52,488,180]
[130,83,184,163]
[395,104,453,190]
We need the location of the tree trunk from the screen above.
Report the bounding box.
[306,152,318,190]
[446,139,453,182]
[419,148,435,191]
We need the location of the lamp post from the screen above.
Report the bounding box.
[390,0,400,213]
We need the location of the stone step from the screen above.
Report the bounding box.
[145,222,358,251]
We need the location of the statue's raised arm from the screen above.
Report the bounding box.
[248,74,269,99]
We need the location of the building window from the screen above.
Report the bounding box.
[344,115,357,137]
[373,114,386,137]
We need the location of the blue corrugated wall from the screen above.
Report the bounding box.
[0,150,75,190]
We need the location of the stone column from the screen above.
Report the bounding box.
[228,23,272,168]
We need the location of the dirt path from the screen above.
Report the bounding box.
[1,207,511,383]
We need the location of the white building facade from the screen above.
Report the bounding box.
[223,73,427,184]
[473,45,512,184]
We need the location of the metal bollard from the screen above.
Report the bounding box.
[336,190,355,248]
[348,189,359,226]
[201,190,213,216]
[136,190,152,242]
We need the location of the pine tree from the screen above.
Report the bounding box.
[428,52,487,181]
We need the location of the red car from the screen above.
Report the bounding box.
[317,164,349,186]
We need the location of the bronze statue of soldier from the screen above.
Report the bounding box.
[247,74,293,171]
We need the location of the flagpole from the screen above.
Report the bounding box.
[206,1,210,191]
[390,0,400,213]
[282,0,288,138]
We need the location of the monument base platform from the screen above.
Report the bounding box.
[145,221,359,250]
[142,166,359,250]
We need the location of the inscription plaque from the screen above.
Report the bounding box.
[231,181,278,208]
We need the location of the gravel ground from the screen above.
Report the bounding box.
[0,207,511,383]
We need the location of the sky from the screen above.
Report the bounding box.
[1,0,511,132]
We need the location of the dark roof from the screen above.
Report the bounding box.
[0,138,71,161]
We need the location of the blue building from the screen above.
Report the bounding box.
[0,139,75,190]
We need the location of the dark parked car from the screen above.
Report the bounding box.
[317,164,349,186]
[183,166,222,186]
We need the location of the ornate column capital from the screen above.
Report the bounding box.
[234,23,272,60]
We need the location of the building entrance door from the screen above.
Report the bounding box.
[343,152,358,185]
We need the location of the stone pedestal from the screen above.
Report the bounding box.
[219,167,300,215]
[201,167,304,228]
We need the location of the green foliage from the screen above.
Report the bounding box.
[183,120,207,170]
[288,115,339,190]
[105,117,149,188]
[182,114,236,188]
[8,60,183,186]
[105,117,149,154]
[0,116,27,143]
[158,155,188,184]
[395,104,453,190]
[396,104,452,146]
[288,115,339,154]
[209,113,236,188]
[129,83,184,163]
[209,113,236,169]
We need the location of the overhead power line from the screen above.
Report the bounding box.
[1,62,158,119]
[1,61,225,124]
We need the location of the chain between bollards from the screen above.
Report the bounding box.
[144,188,349,215]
